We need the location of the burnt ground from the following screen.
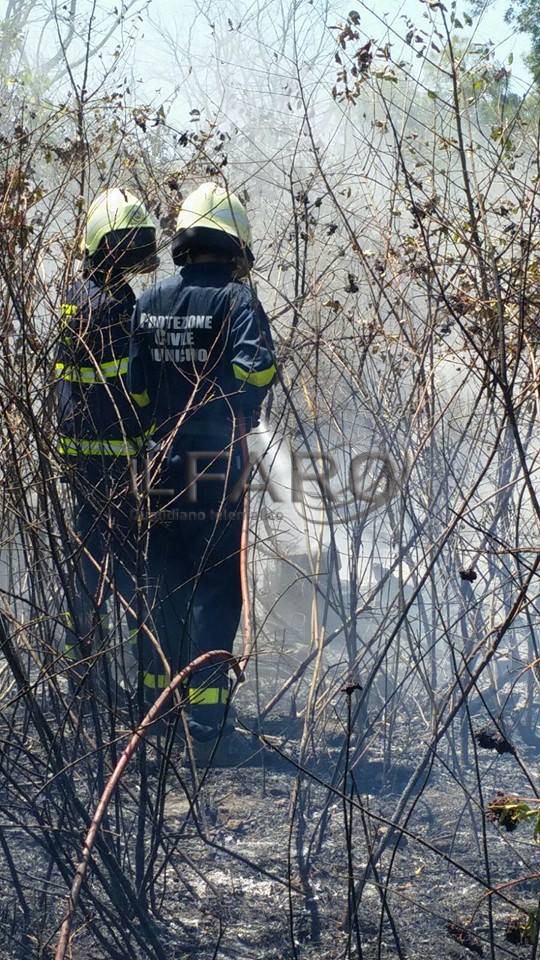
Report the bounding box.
[0,699,537,960]
[152,723,539,960]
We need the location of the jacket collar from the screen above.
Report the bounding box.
[180,263,234,284]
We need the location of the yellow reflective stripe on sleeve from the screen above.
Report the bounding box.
[101,358,129,376]
[58,434,145,457]
[232,362,276,387]
[131,389,150,408]
[57,437,136,457]
[57,423,155,458]
[55,357,129,384]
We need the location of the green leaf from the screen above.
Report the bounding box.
[427,89,438,100]
[508,52,514,65]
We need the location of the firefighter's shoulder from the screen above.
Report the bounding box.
[60,276,111,320]
[226,277,261,306]
[137,275,180,315]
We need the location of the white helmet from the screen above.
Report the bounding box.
[172,182,253,266]
[83,188,158,271]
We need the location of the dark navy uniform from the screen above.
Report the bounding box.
[128,263,275,730]
[56,275,152,458]
[55,274,152,663]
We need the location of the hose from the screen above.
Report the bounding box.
[54,649,244,960]
[239,424,252,673]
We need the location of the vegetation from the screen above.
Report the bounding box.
[0,1,539,958]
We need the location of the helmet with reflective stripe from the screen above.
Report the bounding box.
[82,188,158,272]
[172,182,254,267]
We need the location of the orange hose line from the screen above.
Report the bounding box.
[238,421,252,674]
[54,650,244,960]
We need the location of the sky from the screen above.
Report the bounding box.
[8,0,533,111]
[400,0,533,87]
[137,0,535,108]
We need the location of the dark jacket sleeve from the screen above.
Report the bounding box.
[228,284,276,415]
[54,284,92,423]
[56,285,89,364]
[127,298,151,410]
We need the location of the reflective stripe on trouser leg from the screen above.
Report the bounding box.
[140,670,229,705]
[62,611,85,662]
[63,609,109,660]
[61,611,76,659]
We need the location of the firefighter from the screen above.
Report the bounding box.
[128,181,276,758]
[55,188,158,681]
